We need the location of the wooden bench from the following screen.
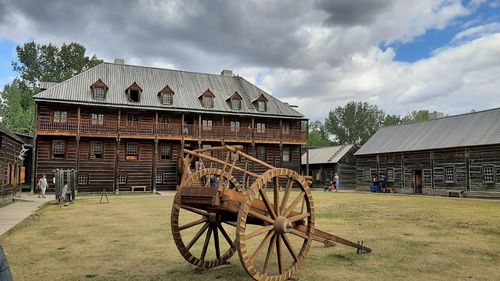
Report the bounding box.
[131,185,147,192]
[447,189,465,198]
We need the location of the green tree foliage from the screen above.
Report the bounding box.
[1,42,102,134]
[308,121,332,147]
[401,110,430,124]
[13,42,103,86]
[324,101,385,145]
[383,114,402,126]
[0,81,35,134]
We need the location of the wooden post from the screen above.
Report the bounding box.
[221,116,225,145]
[114,139,120,194]
[305,121,309,176]
[198,114,202,139]
[152,139,158,193]
[401,153,405,192]
[465,148,470,192]
[31,102,39,194]
[251,117,255,144]
[430,151,434,194]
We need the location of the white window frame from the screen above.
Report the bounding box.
[282,146,290,162]
[203,95,214,108]
[230,121,240,132]
[94,87,105,100]
[444,167,455,183]
[257,101,266,112]
[483,165,495,183]
[78,174,88,185]
[156,174,163,184]
[118,174,127,184]
[231,98,241,110]
[256,122,266,134]
[161,93,173,105]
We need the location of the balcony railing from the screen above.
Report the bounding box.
[37,117,307,143]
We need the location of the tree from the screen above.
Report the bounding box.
[401,110,430,124]
[13,42,103,87]
[0,81,35,134]
[324,101,385,145]
[2,42,102,134]
[308,121,332,147]
[383,114,402,126]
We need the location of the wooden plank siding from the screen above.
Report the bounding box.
[356,145,500,195]
[1,134,25,201]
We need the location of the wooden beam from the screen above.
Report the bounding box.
[114,140,119,194]
[152,139,158,193]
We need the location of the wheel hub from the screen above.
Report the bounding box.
[208,213,219,225]
[274,216,292,234]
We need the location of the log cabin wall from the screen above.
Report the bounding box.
[0,134,24,201]
[356,145,500,196]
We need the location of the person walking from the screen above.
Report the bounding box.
[36,174,48,198]
[334,173,340,191]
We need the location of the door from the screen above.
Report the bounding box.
[413,170,423,193]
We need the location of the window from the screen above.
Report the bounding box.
[364,168,370,181]
[282,122,290,135]
[156,174,163,184]
[161,93,173,105]
[445,167,455,183]
[202,144,212,156]
[93,87,106,100]
[386,168,394,181]
[203,95,214,108]
[483,165,495,183]
[91,113,104,125]
[127,143,138,160]
[231,98,241,110]
[387,154,394,163]
[78,174,88,185]
[129,89,140,102]
[118,174,127,184]
[52,140,65,158]
[202,119,213,131]
[160,116,172,124]
[257,101,267,112]
[256,122,266,133]
[282,146,290,162]
[91,142,103,159]
[257,146,266,161]
[230,121,240,132]
[53,111,67,123]
[160,143,171,160]
[128,114,139,123]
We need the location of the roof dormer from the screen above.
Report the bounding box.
[199,89,215,108]
[126,82,142,103]
[226,91,242,110]
[158,85,175,105]
[252,94,268,112]
[90,79,108,100]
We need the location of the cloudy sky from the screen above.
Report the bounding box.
[1,0,500,121]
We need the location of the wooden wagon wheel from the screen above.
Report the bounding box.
[237,168,315,281]
[171,168,240,268]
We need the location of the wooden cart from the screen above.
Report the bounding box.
[172,145,371,281]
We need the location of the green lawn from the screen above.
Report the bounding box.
[1,192,499,281]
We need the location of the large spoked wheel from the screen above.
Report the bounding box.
[171,168,239,268]
[237,168,315,281]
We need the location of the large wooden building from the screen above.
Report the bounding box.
[33,62,307,192]
[0,123,26,201]
[302,145,357,189]
[355,108,500,196]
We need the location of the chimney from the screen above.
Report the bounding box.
[221,69,233,77]
[114,58,125,64]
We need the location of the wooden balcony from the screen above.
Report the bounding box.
[36,117,307,144]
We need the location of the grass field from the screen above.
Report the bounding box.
[1,192,499,281]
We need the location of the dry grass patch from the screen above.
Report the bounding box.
[1,192,499,281]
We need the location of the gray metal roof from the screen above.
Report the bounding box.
[34,62,304,119]
[355,108,500,155]
[302,144,356,164]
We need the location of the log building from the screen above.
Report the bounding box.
[0,123,26,201]
[302,145,357,189]
[33,61,307,192]
[355,108,500,196]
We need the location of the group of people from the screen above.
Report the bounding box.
[324,173,340,192]
[370,174,388,192]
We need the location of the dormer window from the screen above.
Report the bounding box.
[199,89,215,108]
[126,82,142,103]
[227,91,242,110]
[90,79,108,100]
[252,94,268,112]
[158,85,175,105]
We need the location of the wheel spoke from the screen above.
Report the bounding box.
[274,177,280,216]
[276,234,284,274]
[250,230,275,264]
[288,212,310,223]
[213,225,221,259]
[263,233,277,274]
[259,188,277,219]
[217,223,235,248]
[181,205,210,217]
[281,234,299,262]
[179,217,208,231]
[279,179,293,214]
[289,228,309,240]
[186,222,209,251]
[283,192,305,218]
[222,221,237,227]
[249,209,275,224]
[246,225,274,240]
[200,226,212,261]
